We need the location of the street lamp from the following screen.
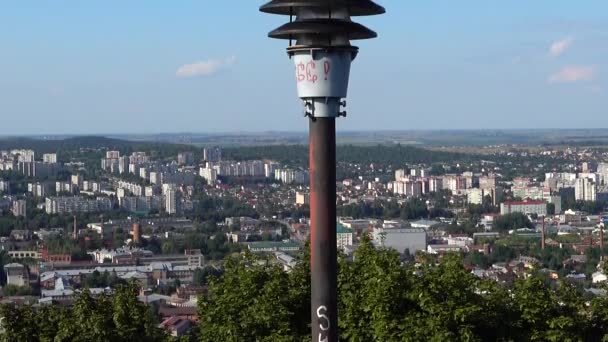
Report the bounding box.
[260,1,384,341]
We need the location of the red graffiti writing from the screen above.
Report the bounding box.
[306,61,318,83]
[296,59,332,83]
[296,62,306,82]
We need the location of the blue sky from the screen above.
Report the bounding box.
[0,1,607,135]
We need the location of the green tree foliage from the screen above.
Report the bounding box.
[337,199,429,220]
[192,267,223,286]
[81,270,126,289]
[192,195,258,223]
[493,212,534,232]
[223,144,469,167]
[198,252,310,341]
[0,282,166,342]
[1,284,34,296]
[198,238,608,341]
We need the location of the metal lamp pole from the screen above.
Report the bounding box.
[260,1,384,340]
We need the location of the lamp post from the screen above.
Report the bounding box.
[260,1,384,341]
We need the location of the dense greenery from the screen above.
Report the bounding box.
[223,144,470,167]
[198,238,608,341]
[1,284,35,297]
[337,199,430,220]
[0,282,171,342]
[0,136,198,161]
[191,195,259,223]
[493,212,534,231]
[81,270,127,289]
[2,239,608,340]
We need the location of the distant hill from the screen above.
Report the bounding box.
[0,136,198,155]
[223,144,471,166]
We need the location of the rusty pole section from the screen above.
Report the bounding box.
[309,117,337,342]
[600,212,604,261]
[541,217,545,250]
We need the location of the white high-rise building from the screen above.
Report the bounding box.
[106,151,120,159]
[12,200,26,217]
[395,169,408,182]
[118,156,129,174]
[71,174,83,187]
[264,163,279,178]
[165,187,177,214]
[203,147,222,162]
[575,177,597,202]
[200,167,217,185]
[11,149,35,162]
[42,153,57,164]
[598,163,608,185]
[149,172,161,185]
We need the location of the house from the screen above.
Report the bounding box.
[538,268,559,280]
[337,223,354,249]
[120,271,150,289]
[158,316,192,337]
[274,252,297,271]
[246,242,300,253]
[10,230,32,241]
[563,255,588,272]
[426,244,462,254]
[593,272,607,283]
[4,263,28,287]
[565,273,586,283]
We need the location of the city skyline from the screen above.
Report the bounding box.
[1,1,607,134]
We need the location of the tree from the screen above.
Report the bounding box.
[0,281,166,342]
[493,213,534,232]
[198,252,309,341]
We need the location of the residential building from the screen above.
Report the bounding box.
[479,175,497,191]
[547,195,562,214]
[428,177,443,193]
[264,162,279,178]
[28,182,48,197]
[42,153,57,163]
[177,152,195,165]
[118,156,129,174]
[295,192,310,205]
[500,200,547,216]
[336,223,354,249]
[391,180,423,197]
[119,196,163,213]
[11,199,26,217]
[150,172,162,185]
[45,196,112,214]
[4,263,28,287]
[159,317,192,337]
[199,167,217,185]
[372,227,427,254]
[165,187,177,214]
[106,151,120,159]
[0,180,10,193]
[11,149,35,162]
[203,146,222,162]
[246,242,301,253]
[71,174,83,187]
[129,152,150,164]
[575,177,597,202]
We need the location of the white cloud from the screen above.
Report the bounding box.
[548,65,596,84]
[176,56,236,78]
[549,37,574,57]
